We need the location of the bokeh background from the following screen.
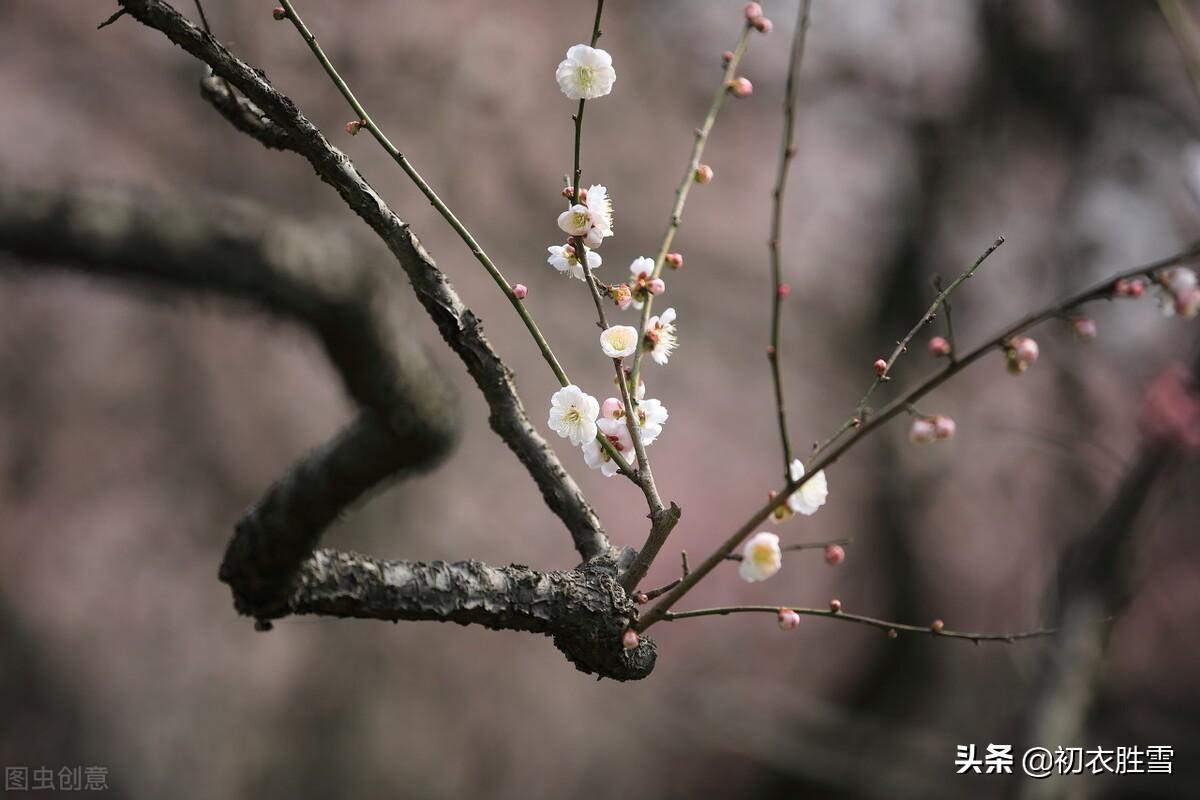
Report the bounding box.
[2,1,1200,798]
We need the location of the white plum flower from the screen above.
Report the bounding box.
[600,395,669,444]
[556,44,616,101]
[583,417,636,477]
[739,532,782,582]
[547,244,602,281]
[644,307,679,365]
[786,459,828,516]
[558,205,590,237]
[628,256,655,309]
[548,384,599,446]
[634,398,669,444]
[600,325,639,358]
[582,184,614,249]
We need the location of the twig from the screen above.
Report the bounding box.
[97,8,127,28]
[660,605,1075,644]
[723,537,851,561]
[628,21,756,391]
[637,243,1200,631]
[932,274,958,360]
[766,0,812,475]
[812,235,1005,457]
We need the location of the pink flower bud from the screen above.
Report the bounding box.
[634,593,649,605]
[722,51,735,66]
[1013,336,1039,365]
[928,336,951,357]
[611,283,633,309]
[887,628,899,640]
[744,2,764,21]
[345,119,364,136]
[1128,278,1146,298]
[933,415,956,440]
[777,283,791,299]
[561,185,576,200]
[873,358,888,376]
[665,252,684,269]
[754,16,773,33]
[727,77,754,97]
[694,165,714,184]
[829,598,842,612]
[777,608,801,630]
[272,6,287,20]
[512,283,528,300]
[824,544,846,566]
[910,418,937,444]
[621,629,639,650]
[601,397,624,419]
[930,619,945,633]
[1071,317,1097,341]
[647,278,666,295]
[766,344,777,357]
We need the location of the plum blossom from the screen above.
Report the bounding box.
[644,307,679,365]
[556,184,614,249]
[555,44,616,101]
[628,257,662,309]
[786,459,828,516]
[547,243,601,281]
[583,417,637,477]
[548,384,599,446]
[739,532,782,582]
[600,394,668,445]
[600,325,639,358]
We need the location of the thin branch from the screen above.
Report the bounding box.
[932,273,958,360]
[813,235,1005,457]
[723,537,852,561]
[767,0,812,475]
[628,21,757,391]
[97,8,127,28]
[637,243,1200,631]
[1158,0,1200,106]
[659,605,1072,644]
[115,0,611,559]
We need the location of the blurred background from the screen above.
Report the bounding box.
[2,1,1200,797]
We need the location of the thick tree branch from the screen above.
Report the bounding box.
[287,549,656,681]
[113,0,611,562]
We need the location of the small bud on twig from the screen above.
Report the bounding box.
[873,358,888,376]
[777,283,791,299]
[665,252,684,269]
[345,119,365,136]
[829,598,842,613]
[694,164,714,184]
[272,6,287,20]
[621,629,640,650]
[824,544,846,566]
[931,619,945,633]
[753,16,773,33]
[512,283,528,300]
[721,51,735,67]
[1070,316,1097,341]
[727,77,754,98]
[777,607,801,630]
[744,2,764,20]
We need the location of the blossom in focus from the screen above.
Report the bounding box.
[548,384,599,446]
[547,243,602,281]
[583,417,637,477]
[600,325,639,358]
[599,395,668,444]
[644,307,679,365]
[610,283,633,309]
[739,532,782,582]
[786,459,828,516]
[628,257,658,309]
[582,184,614,248]
[555,44,616,101]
